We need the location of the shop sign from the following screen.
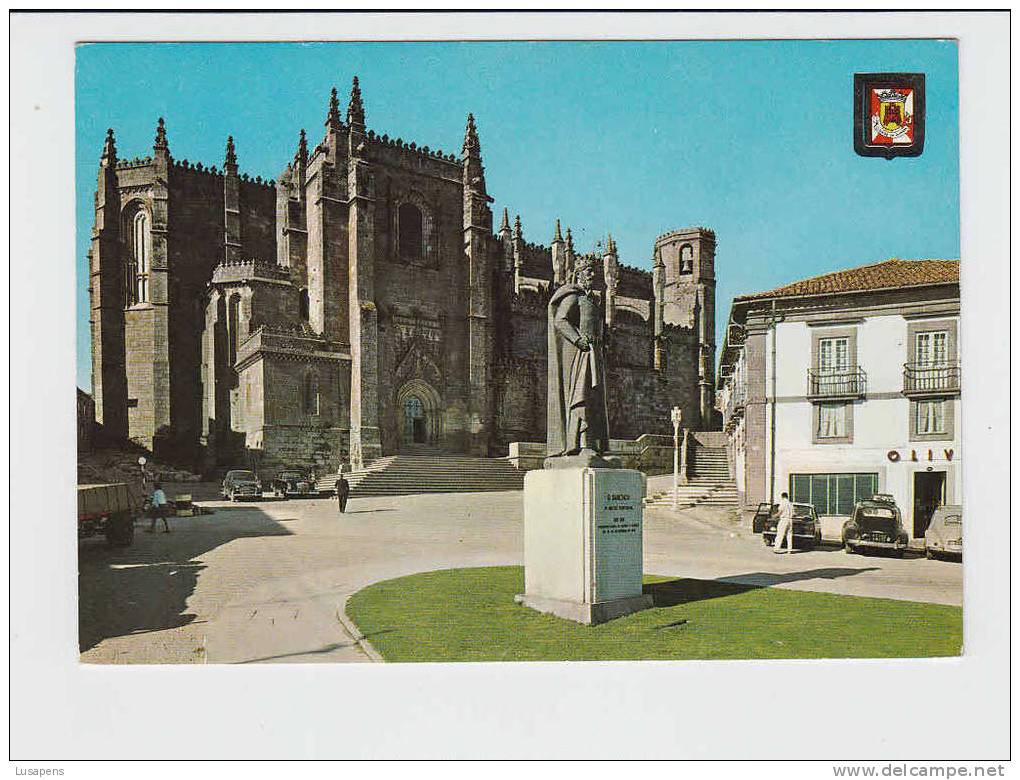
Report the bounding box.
[887,448,954,463]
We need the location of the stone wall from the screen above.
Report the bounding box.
[234,338,350,477]
[166,164,227,459]
[239,178,277,262]
[77,388,96,453]
[259,350,345,429]
[254,424,348,479]
[616,264,653,299]
[124,306,156,443]
[607,326,700,440]
[609,308,654,369]
[519,241,554,282]
[371,157,473,454]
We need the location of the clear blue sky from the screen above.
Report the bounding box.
[76,40,959,390]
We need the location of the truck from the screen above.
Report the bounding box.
[77,483,141,547]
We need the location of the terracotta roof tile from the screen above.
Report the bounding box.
[736,258,960,301]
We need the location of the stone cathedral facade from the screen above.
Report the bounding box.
[88,77,717,475]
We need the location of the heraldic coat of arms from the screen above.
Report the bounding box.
[854,72,926,158]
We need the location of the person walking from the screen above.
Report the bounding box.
[148,482,171,533]
[773,491,794,553]
[336,473,350,514]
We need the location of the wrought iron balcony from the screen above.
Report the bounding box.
[903,361,961,396]
[807,368,867,400]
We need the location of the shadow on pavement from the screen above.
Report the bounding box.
[78,506,293,655]
[238,641,359,664]
[645,567,881,607]
[238,630,395,664]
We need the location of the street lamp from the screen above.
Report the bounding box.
[671,406,683,508]
[137,455,150,501]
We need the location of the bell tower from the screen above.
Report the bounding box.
[653,227,717,428]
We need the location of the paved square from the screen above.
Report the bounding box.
[79,486,962,664]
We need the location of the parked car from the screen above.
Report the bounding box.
[762,502,821,549]
[752,502,776,534]
[269,470,319,499]
[221,469,262,501]
[842,496,909,556]
[925,504,962,560]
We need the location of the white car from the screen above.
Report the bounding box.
[925,505,962,560]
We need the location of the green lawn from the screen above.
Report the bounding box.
[346,566,962,662]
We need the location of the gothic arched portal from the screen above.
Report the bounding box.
[395,379,442,450]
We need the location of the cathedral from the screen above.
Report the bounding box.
[88,77,717,475]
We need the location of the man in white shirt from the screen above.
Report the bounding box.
[148,482,171,533]
[773,491,794,554]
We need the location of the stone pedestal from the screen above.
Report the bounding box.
[516,467,653,625]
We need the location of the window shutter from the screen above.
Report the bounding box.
[819,339,832,373]
[916,332,931,366]
[835,338,848,371]
[933,332,948,365]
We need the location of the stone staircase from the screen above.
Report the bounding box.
[316,454,526,498]
[644,444,738,510]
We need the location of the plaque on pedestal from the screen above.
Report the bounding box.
[516,467,653,625]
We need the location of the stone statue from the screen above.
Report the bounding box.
[546,255,612,465]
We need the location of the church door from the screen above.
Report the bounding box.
[404,396,427,444]
[396,380,443,452]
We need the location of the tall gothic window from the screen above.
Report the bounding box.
[132,210,151,303]
[398,203,424,261]
[299,288,310,322]
[304,371,320,416]
[227,294,241,367]
[123,204,151,306]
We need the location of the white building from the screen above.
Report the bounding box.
[717,258,960,542]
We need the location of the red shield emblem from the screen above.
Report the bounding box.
[870,87,914,145]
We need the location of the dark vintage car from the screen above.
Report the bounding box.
[842,496,909,556]
[268,470,319,499]
[751,502,776,534]
[762,502,821,549]
[221,469,262,501]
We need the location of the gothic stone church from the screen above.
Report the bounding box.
[88,77,717,475]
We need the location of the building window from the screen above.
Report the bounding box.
[915,399,946,435]
[818,337,849,374]
[227,294,241,366]
[398,203,424,261]
[299,289,310,322]
[817,402,846,438]
[915,331,949,367]
[124,206,151,305]
[304,372,320,416]
[790,472,879,517]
